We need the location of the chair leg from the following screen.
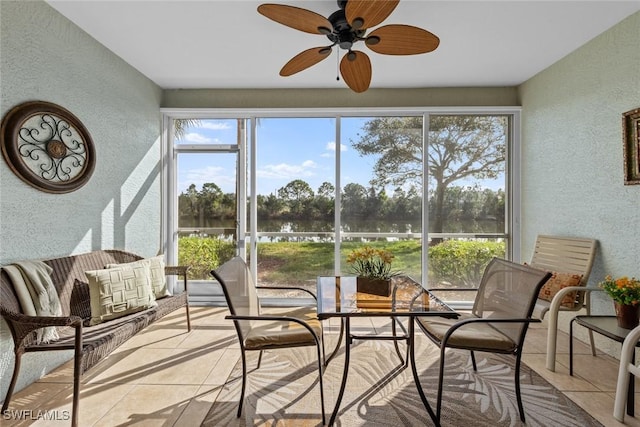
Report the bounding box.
[237,349,248,418]
[470,350,477,371]
[185,304,192,332]
[588,330,597,356]
[436,345,447,422]
[586,304,597,356]
[315,341,326,425]
[514,352,526,422]
[72,329,83,427]
[320,325,327,368]
[256,350,263,369]
[1,350,23,414]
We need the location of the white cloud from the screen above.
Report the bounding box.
[258,161,317,180]
[326,141,347,152]
[198,121,231,130]
[183,132,216,144]
[179,166,234,192]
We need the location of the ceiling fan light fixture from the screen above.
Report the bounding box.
[365,35,380,46]
[339,41,353,49]
[346,51,357,61]
[351,17,364,30]
[318,26,332,35]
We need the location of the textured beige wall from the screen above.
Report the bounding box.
[519,12,640,348]
[162,87,518,108]
[0,1,162,397]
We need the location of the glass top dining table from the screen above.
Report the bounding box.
[317,275,458,318]
[316,275,458,427]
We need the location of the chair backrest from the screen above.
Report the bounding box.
[472,258,552,343]
[211,256,259,338]
[529,235,597,305]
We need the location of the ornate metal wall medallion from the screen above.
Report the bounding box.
[1,101,95,193]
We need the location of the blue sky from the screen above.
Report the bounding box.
[177,117,380,195]
[176,117,504,196]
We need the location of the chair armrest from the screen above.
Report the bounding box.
[0,309,83,328]
[446,316,540,330]
[441,316,540,345]
[255,285,318,301]
[549,286,604,314]
[0,308,83,347]
[546,287,603,371]
[164,265,190,292]
[427,288,479,297]
[165,265,189,276]
[225,314,321,339]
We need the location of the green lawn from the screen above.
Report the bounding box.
[256,240,422,286]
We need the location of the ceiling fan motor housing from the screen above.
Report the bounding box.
[326,9,365,50]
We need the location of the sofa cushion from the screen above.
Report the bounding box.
[85,263,157,326]
[106,255,170,299]
[417,314,516,352]
[243,307,322,351]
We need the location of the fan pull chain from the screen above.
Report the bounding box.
[336,47,340,81]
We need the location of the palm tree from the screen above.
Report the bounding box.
[174,119,201,140]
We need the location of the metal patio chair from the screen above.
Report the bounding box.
[211,256,326,425]
[416,257,551,423]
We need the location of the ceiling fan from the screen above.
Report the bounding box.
[257,0,440,93]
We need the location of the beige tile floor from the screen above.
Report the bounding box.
[2,306,639,426]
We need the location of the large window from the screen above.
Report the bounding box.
[162,109,519,302]
[339,116,423,281]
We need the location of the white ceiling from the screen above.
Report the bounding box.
[46,0,640,90]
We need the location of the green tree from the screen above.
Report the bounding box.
[259,193,285,219]
[341,183,367,219]
[277,179,314,217]
[352,116,506,235]
[315,182,335,219]
[199,182,223,219]
[178,184,200,225]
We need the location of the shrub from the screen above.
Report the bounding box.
[178,236,236,280]
[428,240,505,288]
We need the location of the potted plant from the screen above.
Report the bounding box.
[346,246,399,296]
[600,275,640,329]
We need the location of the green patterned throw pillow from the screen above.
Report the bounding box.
[106,255,171,299]
[85,263,157,326]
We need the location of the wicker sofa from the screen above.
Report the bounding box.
[0,249,191,427]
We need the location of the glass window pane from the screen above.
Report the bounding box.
[177,152,237,280]
[174,119,238,145]
[427,115,508,289]
[341,116,423,282]
[255,117,336,286]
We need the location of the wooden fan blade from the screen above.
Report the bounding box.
[258,3,332,35]
[366,24,440,55]
[345,0,399,30]
[340,50,372,93]
[280,47,332,76]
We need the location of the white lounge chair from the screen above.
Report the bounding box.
[526,235,598,372]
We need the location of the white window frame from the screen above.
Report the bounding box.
[161,107,521,294]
